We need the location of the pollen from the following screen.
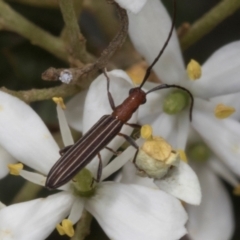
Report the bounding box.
[8,163,23,175]
[56,219,74,237]
[136,128,179,179]
[52,97,66,110]
[214,103,235,119]
[140,125,153,140]
[187,59,202,80]
[233,185,240,196]
[126,62,147,85]
[178,149,188,163]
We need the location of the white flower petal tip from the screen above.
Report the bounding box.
[65,90,88,132]
[86,182,188,240]
[0,202,6,210]
[0,91,59,175]
[155,161,202,205]
[194,41,240,98]
[187,165,234,240]
[0,192,75,240]
[114,0,147,13]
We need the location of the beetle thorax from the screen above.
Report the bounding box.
[112,88,146,123]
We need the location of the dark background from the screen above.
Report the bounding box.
[0,0,239,239]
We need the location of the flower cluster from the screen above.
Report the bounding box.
[0,0,239,240]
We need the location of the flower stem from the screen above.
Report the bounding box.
[7,0,58,8]
[180,0,240,50]
[58,0,92,63]
[1,84,81,103]
[11,181,42,203]
[0,0,67,61]
[71,210,92,240]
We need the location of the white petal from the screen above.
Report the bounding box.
[120,161,156,188]
[101,143,138,181]
[192,98,240,177]
[193,41,240,98]
[0,92,59,175]
[114,0,147,13]
[0,192,75,240]
[0,202,6,210]
[209,157,239,187]
[56,105,74,146]
[128,0,186,84]
[187,164,234,240]
[20,170,46,186]
[155,160,201,205]
[68,198,85,224]
[0,146,16,179]
[85,182,187,240]
[65,90,88,132]
[176,110,190,149]
[138,89,163,124]
[151,112,177,141]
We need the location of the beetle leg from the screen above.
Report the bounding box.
[105,146,122,156]
[59,145,73,156]
[103,68,116,110]
[125,123,142,129]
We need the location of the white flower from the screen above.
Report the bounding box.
[0,75,188,240]
[102,125,201,206]
[120,0,240,239]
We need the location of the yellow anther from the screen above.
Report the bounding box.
[140,125,153,140]
[141,137,172,161]
[214,103,235,119]
[187,59,202,80]
[126,62,147,85]
[8,163,23,175]
[56,219,74,237]
[52,97,66,110]
[136,134,179,179]
[233,185,240,196]
[177,149,188,163]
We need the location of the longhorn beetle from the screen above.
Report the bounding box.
[46,0,193,189]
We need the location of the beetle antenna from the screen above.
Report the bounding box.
[139,0,177,89]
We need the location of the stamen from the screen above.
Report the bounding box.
[214,103,235,119]
[187,59,201,80]
[177,149,188,163]
[140,125,153,140]
[52,97,66,110]
[233,185,240,196]
[135,128,179,179]
[56,219,74,237]
[8,163,23,175]
[126,62,147,85]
